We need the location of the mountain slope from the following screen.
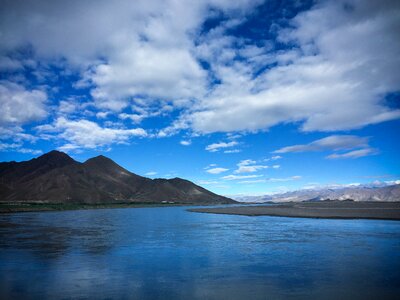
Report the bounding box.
[0,151,235,204]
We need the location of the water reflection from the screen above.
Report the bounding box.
[0,207,399,299]
[0,210,117,258]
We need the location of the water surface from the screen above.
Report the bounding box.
[0,206,399,299]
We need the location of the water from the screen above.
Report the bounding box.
[0,206,399,300]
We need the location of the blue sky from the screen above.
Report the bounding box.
[0,0,399,195]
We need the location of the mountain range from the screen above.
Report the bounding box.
[234,184,400,203]
[0,150,235,204]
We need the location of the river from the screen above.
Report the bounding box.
[0,206,399,299]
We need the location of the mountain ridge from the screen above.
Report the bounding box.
[0,151,235,204]
[234,184,400,203]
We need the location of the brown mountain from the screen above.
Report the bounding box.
[0,150,235,204]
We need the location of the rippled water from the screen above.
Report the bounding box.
[0,206,399,299]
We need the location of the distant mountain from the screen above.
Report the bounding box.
[0,151,235,204]
[234,184,400,203]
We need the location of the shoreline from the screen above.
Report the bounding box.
[188,201,400,221]
[0,202,221,214]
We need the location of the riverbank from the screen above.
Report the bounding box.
[188,201,400,220]
[0,202,189,213]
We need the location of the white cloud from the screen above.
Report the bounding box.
[118,113,146,123]
[196,180,221,185]
[224,149,241,153]
[0,142,42,155]
[272,165,280,169]
[38,117,147,151]
[235,165,267,174]
[0,127,38,143]
[175,0,400,134]
[0,142,23,151]
[0,81,47,126]
[226,133,242,140]
[205,141,238,152]
[234,159,269,173]
[1,0,399,139]
[96,112,111,119]
[237,175,301,184]
[15,148,43,155]
[58,100,78,115]
[271,155,282,160]
[0,0,261,114]
[326,148,378,159]
[222,174,263,181]
[273,134,379,160]
[238,179,266,184]
[206,167,229,174]
[238,159,256,165]
[145,171,157,176]
[118,104,173,124]
[180,140,191,146]
[274,135,369,153]
[204,163,217,169]
[90,45,207,111]
[267,176,302,182]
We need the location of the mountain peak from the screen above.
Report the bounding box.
[0,150,77,184]
[41,150,68,157]
[84,154,131,174]
[84,154,115,165]
[36,150,76,167]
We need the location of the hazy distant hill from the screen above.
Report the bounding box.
[234,184,400,203]
[0,150,235,204]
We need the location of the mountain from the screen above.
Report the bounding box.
[0,151,235,204]
[234,184,400,203]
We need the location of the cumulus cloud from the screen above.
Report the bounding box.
[0,81,47,126]
[205,141,238,152]
[118,113,146,124]
[90,45,207,110]
[206,167,229,174]
[274,135,369,153]
[58,100,79,115]
[0,126,38,143]
[0,0,261,113]
[96,112,111,119]
[37,117,147,151]
[177,0,400,133]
